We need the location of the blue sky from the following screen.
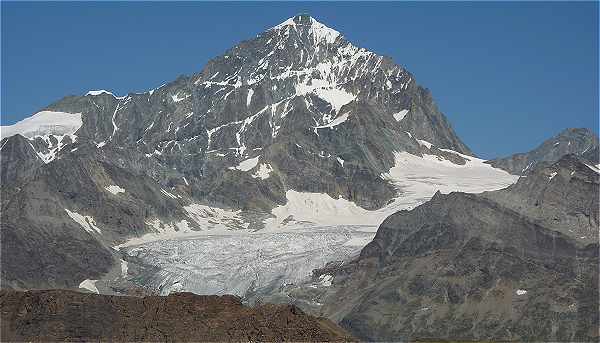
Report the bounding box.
[2,2,598,158]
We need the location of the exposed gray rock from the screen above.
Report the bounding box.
[290,155,599,342]
[0,134,44,186]
[486,128,598,174]
[30,14,472,210]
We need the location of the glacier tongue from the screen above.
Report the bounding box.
[122,225,377,297]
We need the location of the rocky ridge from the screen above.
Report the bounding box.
[285,155,599,342]
[0,289,354,342]
[487,128,598,174]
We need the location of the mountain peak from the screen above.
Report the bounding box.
[270,15,341,44]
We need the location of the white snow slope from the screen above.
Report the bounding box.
[266,150,518,229]
[0,111,82,139]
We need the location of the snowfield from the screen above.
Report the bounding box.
[117,148,518,300]
[0,111,82,139]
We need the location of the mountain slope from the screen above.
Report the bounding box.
[486,128,598,174]
[4,15,473,209]
[292,155,599,341]
[1,15,515,291]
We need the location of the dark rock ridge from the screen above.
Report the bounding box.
[0,289,354,342]
[292,155,599,342]
[0,15,474,289]
[486,128,598,174]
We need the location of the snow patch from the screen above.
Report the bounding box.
[85,90,125,99]
[246,88,254,107]
[228,156,260,172]
[30,133,77,163]
[79,279,99,294]
[516,289,527,296]
[171,93,190,102]
[161,189,178,199]
[65,209,101,234]
[0,111,82,139]
[270,16,341,45]
[318,274,333,287]
[584,163,600,174]
[312,88,355,114]
[314,111,352,129]
[184,204,248,231]
[105,185,125,195]
[381,151,517,212]
[252,163,273,179]
[416,139,433,149]
[265,191,376,229]
[120,259,128,277]
[393,109,409,122]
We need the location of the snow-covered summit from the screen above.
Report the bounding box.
[85,90,126,99]
[269,14,341,45]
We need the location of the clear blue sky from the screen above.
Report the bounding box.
[2,2,598,159]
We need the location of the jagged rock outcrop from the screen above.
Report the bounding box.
[486,128,598,174]
[292,155,599,342]
[0,289,354,342]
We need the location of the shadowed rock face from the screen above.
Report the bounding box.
[0,150,192,289]
[0,289,354,342]
[294,155,598,342]
[486,128,599,174]
[0,134,44,186]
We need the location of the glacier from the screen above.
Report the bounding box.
[117,147,518,300]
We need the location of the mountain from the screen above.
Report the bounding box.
[486,128,599,174]
[1,15,518,291]
[291,155,599,341]
[0,289,354,342]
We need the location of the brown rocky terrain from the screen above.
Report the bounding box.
[0,289,354,342]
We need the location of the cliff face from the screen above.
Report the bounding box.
[0,289,354,342]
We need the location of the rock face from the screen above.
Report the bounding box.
[0,289,354,342]
[0,15,477,290]
[486,128,598,174]
[296,155,599,342]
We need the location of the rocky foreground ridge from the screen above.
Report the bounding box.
[0,289,354,342]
